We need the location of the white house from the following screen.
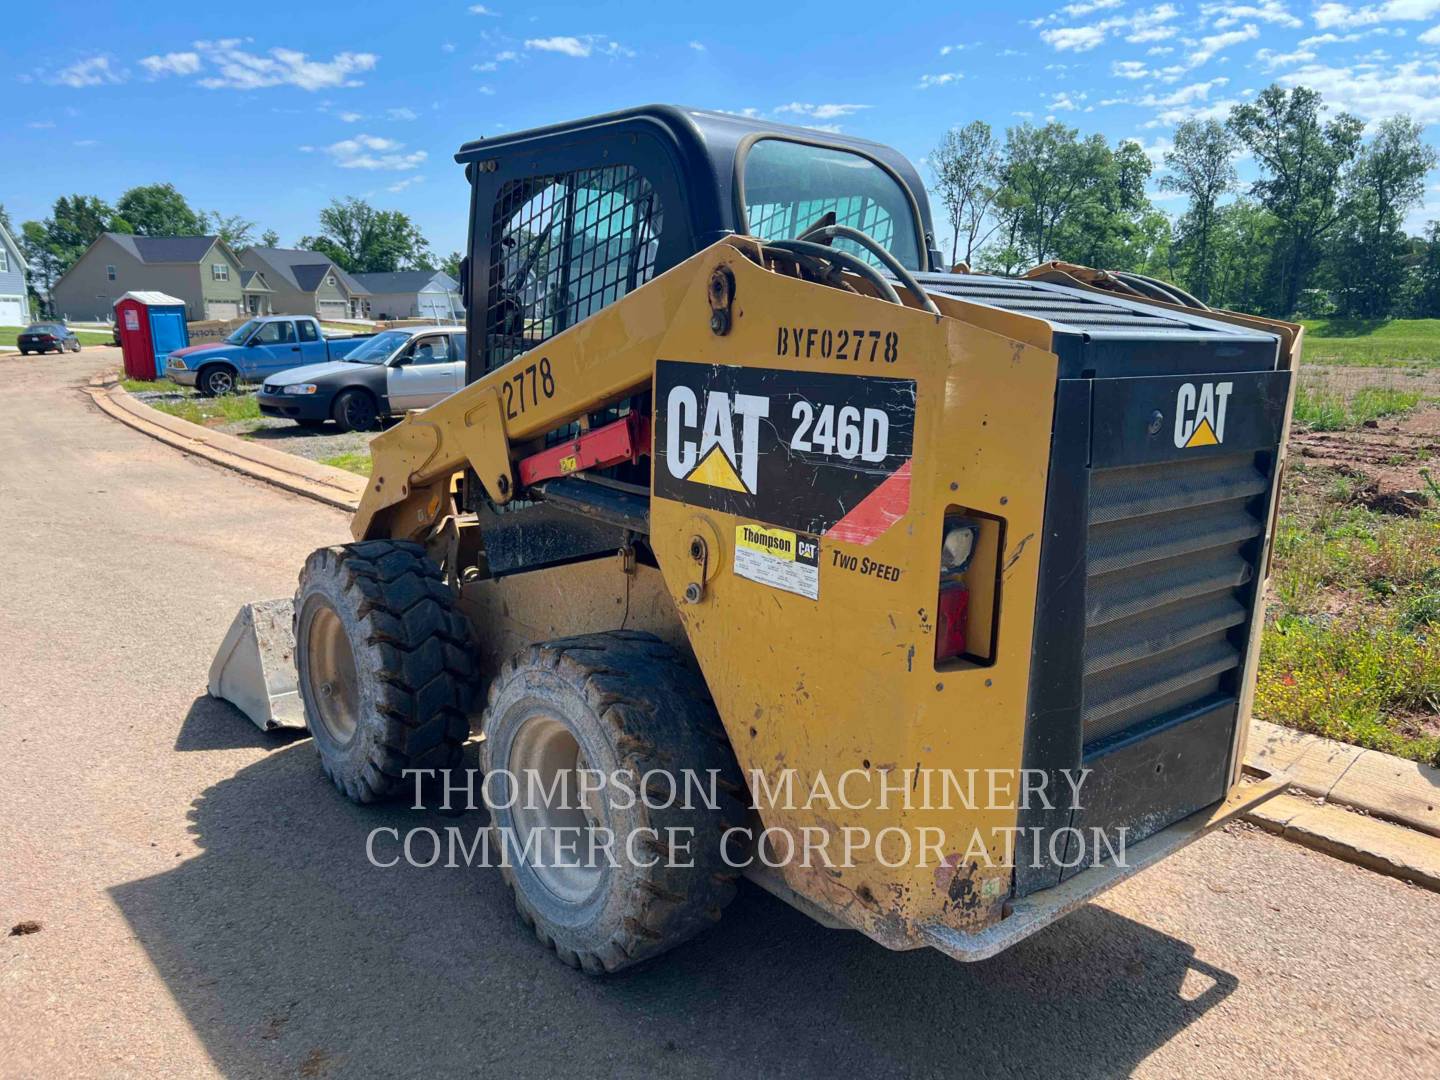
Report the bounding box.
[0,221,31,326]
[350,270,462,321]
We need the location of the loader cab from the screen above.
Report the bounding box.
[455,104,941,387]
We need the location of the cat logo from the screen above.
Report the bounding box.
[664,386,770,495]
[1173,381,1234,449]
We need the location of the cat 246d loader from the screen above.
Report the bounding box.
[213,106,1299,973]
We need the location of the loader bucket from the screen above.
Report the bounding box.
[207,598,307,731]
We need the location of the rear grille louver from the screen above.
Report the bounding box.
[1081,452,1267,747]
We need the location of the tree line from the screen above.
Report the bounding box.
[1,185,459,317]
[930,83,1440,321]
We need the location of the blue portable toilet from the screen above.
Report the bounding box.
[115,292,190,380]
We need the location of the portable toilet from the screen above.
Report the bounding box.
[114,292,189,381]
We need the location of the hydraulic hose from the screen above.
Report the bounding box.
[798,223,942,315]
[766,239,904,306]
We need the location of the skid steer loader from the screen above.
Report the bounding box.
[214,106,1299,972]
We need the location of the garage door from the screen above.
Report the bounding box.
[0,296,25,326]
[206,301,240,320]
[317,301,346,320]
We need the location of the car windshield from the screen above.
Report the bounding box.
[342,330,413,364]
[225,319,261,344]
[742,138,923,270]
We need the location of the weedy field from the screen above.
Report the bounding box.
[1300,318,1440,368]
[1260,362,1440,765]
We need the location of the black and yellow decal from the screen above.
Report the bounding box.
[653,360,916,544]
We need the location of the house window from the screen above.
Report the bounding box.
[0,247,8,272]
[326,274,336,286]
[106,264,116,281]
[212,263,229,281]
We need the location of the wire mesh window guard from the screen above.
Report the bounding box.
[484,165,663,374]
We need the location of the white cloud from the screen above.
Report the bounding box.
[1063,0,1124,13]
[1125,134,1175,167]
[1049,92,1082,110]
[1257,46,1317,66]
[1148,44,1176,53]
[322,133,426,170]
[939,43,971,54]
[74,138,99,147]
[688,41,707,51]
[441,43,455,53]
[338,111,363,122]
[49,56,126,88]
[496,50,518,61]
[1142,77,1231,107]
[387,106,418,120]
[1313,2,1440,30]
[140,52,200,77]
[775,102,871,119]
[1113,60,1152,78]
[477,85,496,95]
[1421,23,1440,41]
[26,120,56,129]
[1039,4,1181,51]
[1200,2,1301,28]
[468,4,499,13]
[1301,26,1400,45]
[1275,58,1440,123]
[473,61,497,72]
[524,36,634,58]
[387,176,425,193]
[1185,23,1260,66]
[805,123,846,133]
[916,72,964,87]
[143,41,377,90]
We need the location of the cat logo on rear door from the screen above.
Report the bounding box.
[1174,381,1234,449]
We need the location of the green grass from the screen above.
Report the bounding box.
[150,393,261,427]
[1300,318,1440,367]
[0,327,113,348]
[321,451,373,476]
[1292,384,1423,430]
[120,377,182,393]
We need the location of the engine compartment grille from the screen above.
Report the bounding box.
[1081,452,1269,747]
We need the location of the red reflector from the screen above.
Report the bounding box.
[935,583,969,663]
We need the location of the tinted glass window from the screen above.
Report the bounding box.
[742,139,921,270]
[297,320,319,342]
[408,336,451,364]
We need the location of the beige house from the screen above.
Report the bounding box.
[50,233,261,322]
[238,248,370,320]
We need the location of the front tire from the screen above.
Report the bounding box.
[294,541,477,803]
[480,631,745,973]
[197,364,238,397]
[332,388,379,432]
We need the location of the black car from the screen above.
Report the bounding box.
[18,322,82,355]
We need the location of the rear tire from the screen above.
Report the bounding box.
[332,388,379,432]
[197,364,237,397]
[294,540,477,803]
[480,631,745,973]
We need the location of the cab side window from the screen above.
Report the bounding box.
[254,320,296,345]
[409,336,451,364]
[297,320,320,343]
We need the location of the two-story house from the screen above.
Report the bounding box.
[238,248,370,321]
[0,221,32,326]
[50,233,264,322]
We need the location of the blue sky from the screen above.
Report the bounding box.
[6,1,1440,258]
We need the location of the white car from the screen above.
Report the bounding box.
[255,325,468,431]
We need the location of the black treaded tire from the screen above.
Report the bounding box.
[197,364,237,397]
[294,540,477,803]
[332,388,379,432]
[480,630,746,974]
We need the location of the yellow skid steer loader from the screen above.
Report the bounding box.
[212,106,1299,972]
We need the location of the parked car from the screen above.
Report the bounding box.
[18,322,82,355]
[164,315,376,397]
[257,325,467,432]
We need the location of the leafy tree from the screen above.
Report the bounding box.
[20,221,61,315]
[1206,199,1280,312]
[299,197,431,273]
[1162,119,1238,304]
[1228,86,1363,317]
[1052,136,1157,269]
[209,213,256,249]
[42,195,131,275]
[1327,117,1437,318]
[930,121,1000,267]
[440,251,463,278]
[1414,222,1440,318]
[992,122,1099,266]
[260,228,281,248]
[115,183,207,237]
[0,204,11,235]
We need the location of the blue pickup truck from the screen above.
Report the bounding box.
[165,315,374,396]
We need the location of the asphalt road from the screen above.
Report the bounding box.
[2,348,1438,1080]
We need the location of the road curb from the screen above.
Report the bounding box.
[84,373,365,513]
[1243,720,1440,890]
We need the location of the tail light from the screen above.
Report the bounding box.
[935,518,980,664]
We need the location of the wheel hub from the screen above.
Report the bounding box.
[304,603,360,745]
[507,713,606,904]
